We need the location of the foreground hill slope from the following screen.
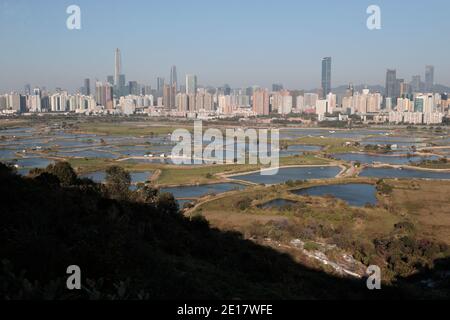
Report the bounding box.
[0,162,426,299]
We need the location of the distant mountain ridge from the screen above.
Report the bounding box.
[305,84,450,95]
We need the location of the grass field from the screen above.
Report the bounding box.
[75,122,189,136]
[387,179,450,245]
[282,136,360,154]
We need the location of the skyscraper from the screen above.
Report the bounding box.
[84,79,91,96]
[157,77,165,97]
[163,84,176,109]
[272,83,284,92]
[95,82,114,109]
[128,81,139,96]
[107,76,114,86]
[114,48,121,87]
[252,89,270,115]
[425,65,434,92]
[410,75,421,93]
[24,84,31,96]
[385,69,397,99]
[118,75,126,91]
[186,74,198,95]
[170,66,178,90]
[321,57,332,98]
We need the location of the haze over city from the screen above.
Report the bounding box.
[1,0,450,92]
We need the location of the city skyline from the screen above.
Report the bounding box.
[1,0,450,92]
[3,49,446,96]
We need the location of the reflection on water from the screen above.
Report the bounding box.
[161,183,245,200]
[293,183,377,207]
[231,166,341,185]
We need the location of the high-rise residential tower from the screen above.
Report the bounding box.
[252,88,270,115]
[95,82,114,109]
[186,74,198,95]
[163,84,176,109]
[321,57,332,98]
[425,65,434,92]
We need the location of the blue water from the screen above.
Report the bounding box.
[81,171,106,183]
[161,183,245,199]
[364,136,425,143]
[360,167,450,180]
[433,137,450,146]
[333,153,439,165]
[49,139,98,148]
[0,149,17,159]
[231,166,341,185]
[130,172,153,184]
[293,183,377,207]
[0,128,35,137]
[14,157,54,168]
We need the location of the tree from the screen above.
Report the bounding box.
[156,192,179,214]
[46,161,78,186]
[105,166,131,200]
[136,185,160,204]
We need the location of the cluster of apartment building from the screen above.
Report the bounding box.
[1,85,448,125]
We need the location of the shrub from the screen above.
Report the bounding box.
[236,197,252,211]
[45,161,78,186]
[105,166,131,200]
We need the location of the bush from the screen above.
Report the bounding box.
[304,242,320,252]
[45,161,78,186]
[236,197,252,211]
[156,192,179,214]
[105,166,131,200]
[376,180,393,195]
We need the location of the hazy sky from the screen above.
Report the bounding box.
[0,0,449,92]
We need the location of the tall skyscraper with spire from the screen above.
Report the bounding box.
[170,66,178,90]
[114,48,121,87]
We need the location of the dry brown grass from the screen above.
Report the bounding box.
[388,179,450,244]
